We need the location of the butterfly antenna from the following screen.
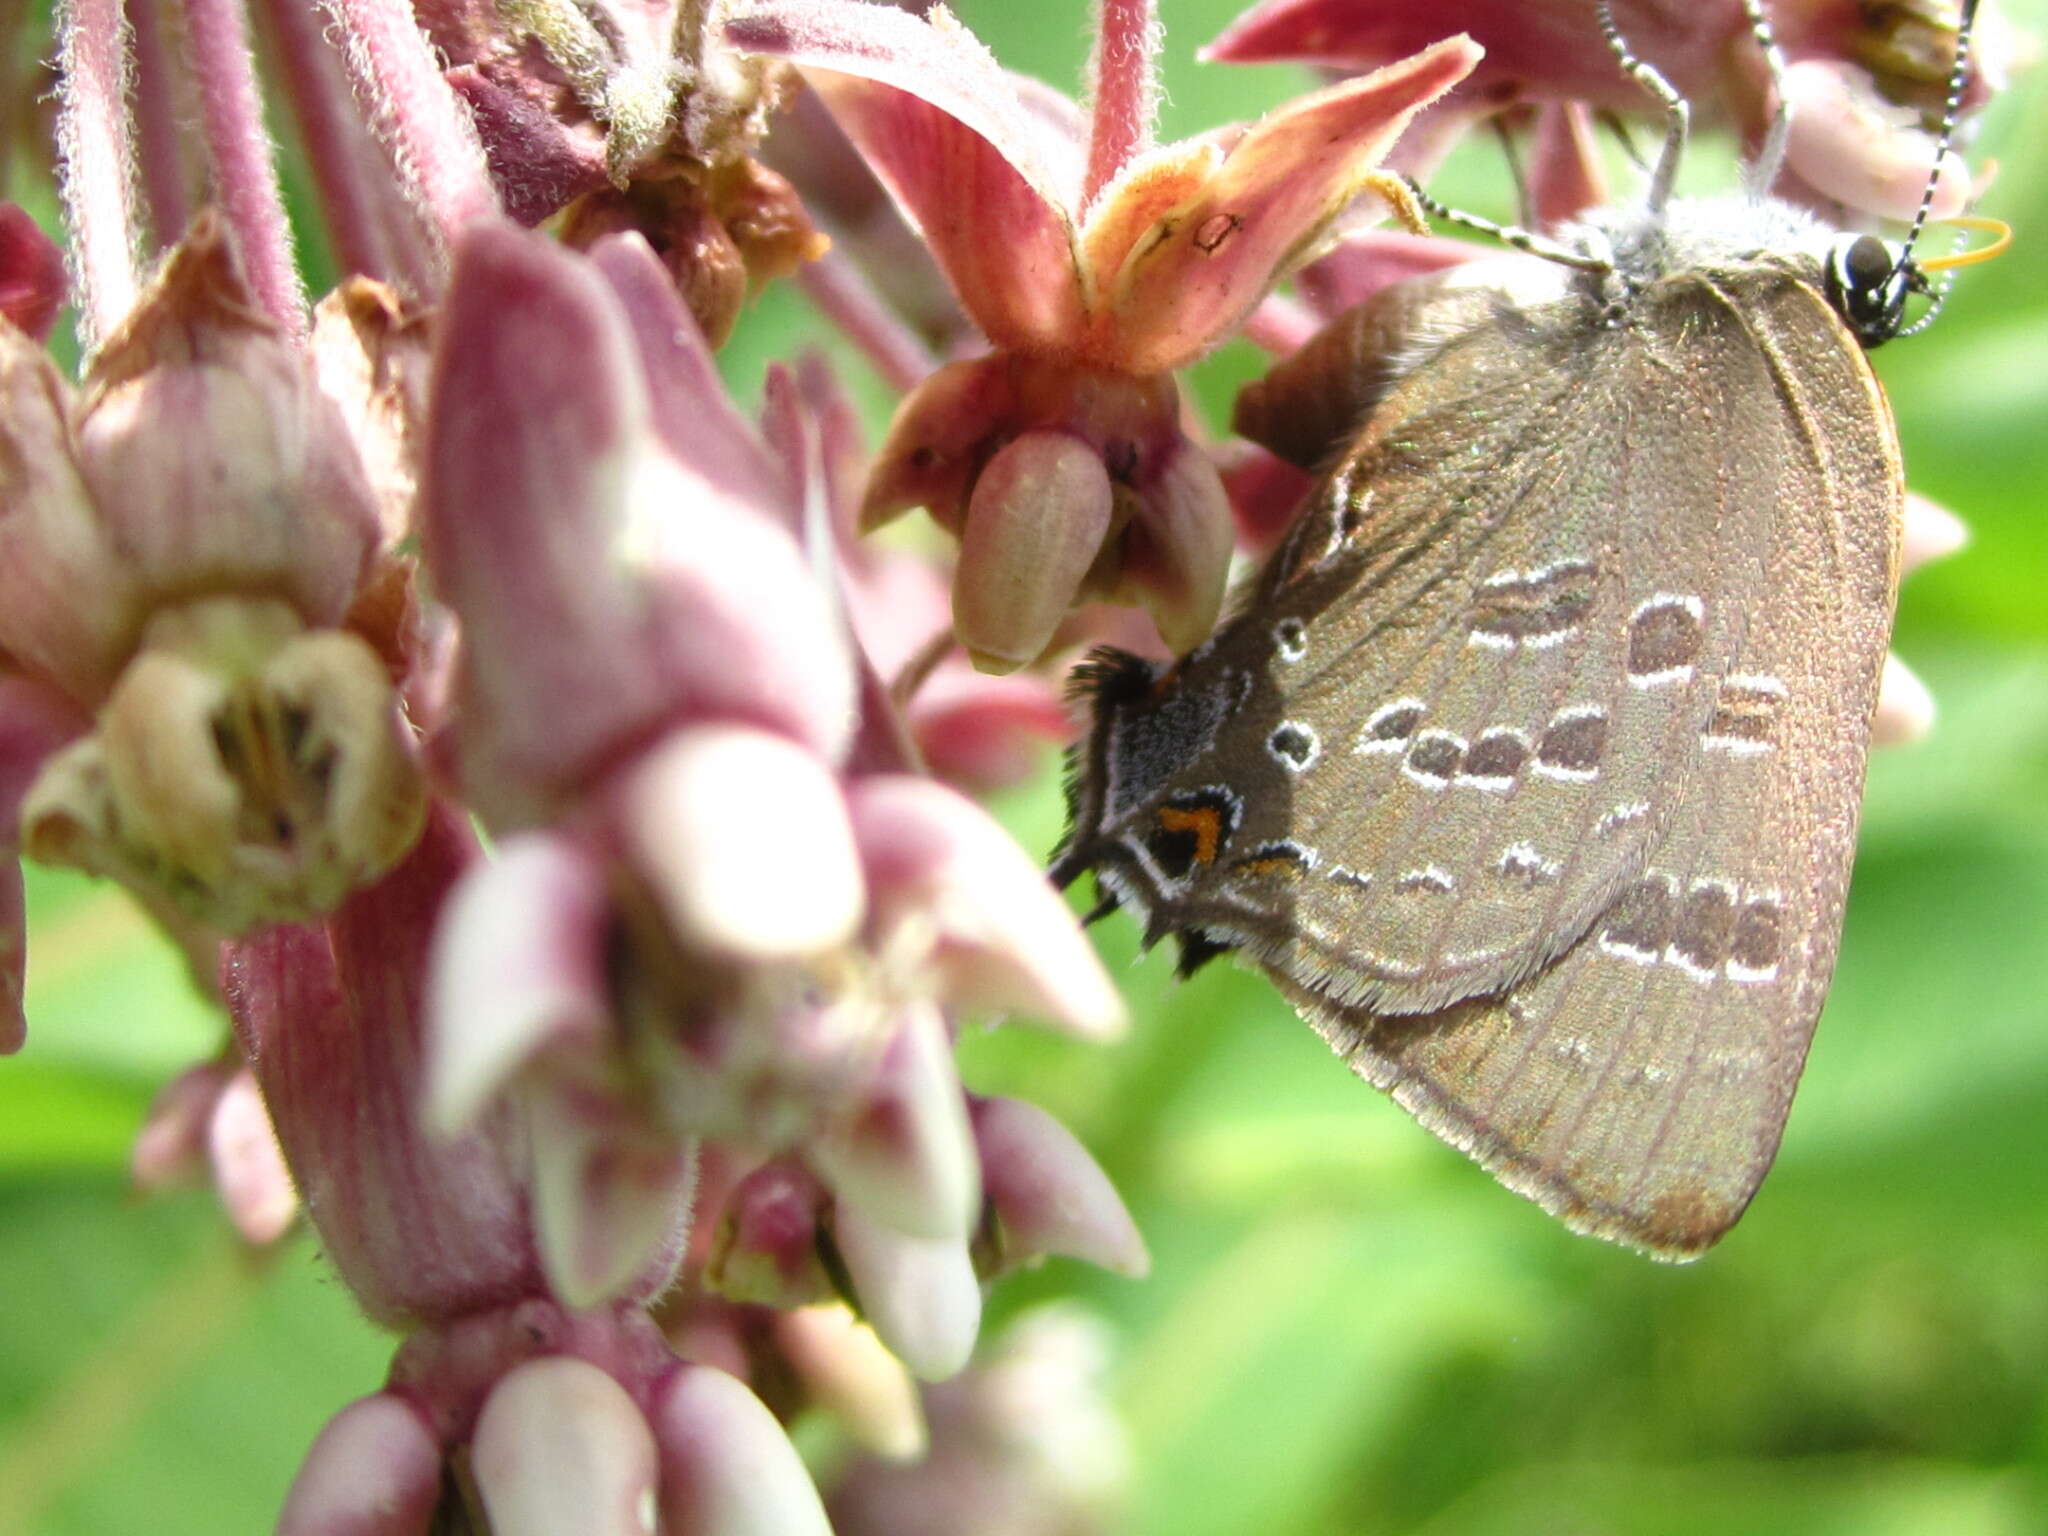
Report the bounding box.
[1740,0,1792,192]
[1595,0,1688,214]
[1399,175,1612,273]
[1898,0,1982,272]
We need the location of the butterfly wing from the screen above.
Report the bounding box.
[1282,269,1901,1256]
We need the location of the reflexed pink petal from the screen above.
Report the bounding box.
[1872,652,1935,749]
[850,774,1125,1041]
[1903,492,1968,574]
[222,806,544,1327]
[586,233,791,518]
[277,1392,443,1536]
[1781,59,1969,222]
[472,1358,660,1536]
[811,1005,980,1241]
[972,1096,1149,1279]
[1203,0,1725,106]
[637,467,858,767]
[1118,439,1234,654]
[133,1057,235,1187]
[207,1067,299,1244]
[527,1088,696,1310]
[1215,438,1315,555]
[421,221,678,816]
[425,831,612,1135]
[953,429,1114,674]
[0,204,66,341]
[728,1,1088,349]
[1528,101,1607,228]
[623,725,865,961]
[773,1305,926,1461]
[833,1207,981,1382]
[1293,228,1478,319]
[650,1362,835,1536]
[910,669,1069,795]
[1102,37,1480,373]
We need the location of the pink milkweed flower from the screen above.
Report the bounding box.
[1205,0,2012,223]
[726,0,1480,671]
[0,215,427,1050]
[225,808,830,1534]
[416,219,1123,1340]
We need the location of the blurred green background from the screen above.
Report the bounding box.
[5,1,2047,1532]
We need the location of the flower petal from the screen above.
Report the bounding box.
[1872,651,1935,749]
[0,325,141,700]
[773,1305,926,1461]
[727,0,1088,350]
[278,1393,443,1536]
[650,1362,835,1536]
[207,1067,299,1244]
[1117,438,1234,655]
[972,1096,1148,1279]
[527,1089,696,1310]
[585,233,793,520]
[1903,492,1969,574]
[473,1358,660,1536]
[833,1207,981,1382]
[425,831,613,1135]
[1782,58,1969,222]
[811,1004,980,1241]
[1102,36,1480,373]
[953,429,1114,674]
[850,775,1125,1041]
[625,724,865,961]
[221,806,543,1327]
[420,221,680,816]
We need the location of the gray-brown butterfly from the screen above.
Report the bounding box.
[1052,0,2000,1258]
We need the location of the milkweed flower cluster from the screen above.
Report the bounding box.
[0,0,1997,1529]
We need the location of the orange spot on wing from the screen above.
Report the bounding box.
[1157,804,1223,866]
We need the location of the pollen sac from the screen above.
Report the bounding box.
[19,597,426,934]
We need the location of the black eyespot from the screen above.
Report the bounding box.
[1826,233,1913,349]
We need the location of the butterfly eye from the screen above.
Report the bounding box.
[1826,233,1915,349]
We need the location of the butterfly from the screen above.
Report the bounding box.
[1051,0,1997,1258]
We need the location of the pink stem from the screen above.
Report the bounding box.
[182,0,306,338]
[1081,0,1159,211]
[797,252,937,395]
[258,0,396,284]
[127,0,193,249]
[55,0,144,347]
[321,0,498,263]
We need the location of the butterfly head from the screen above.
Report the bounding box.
[1824,233,1927,350]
